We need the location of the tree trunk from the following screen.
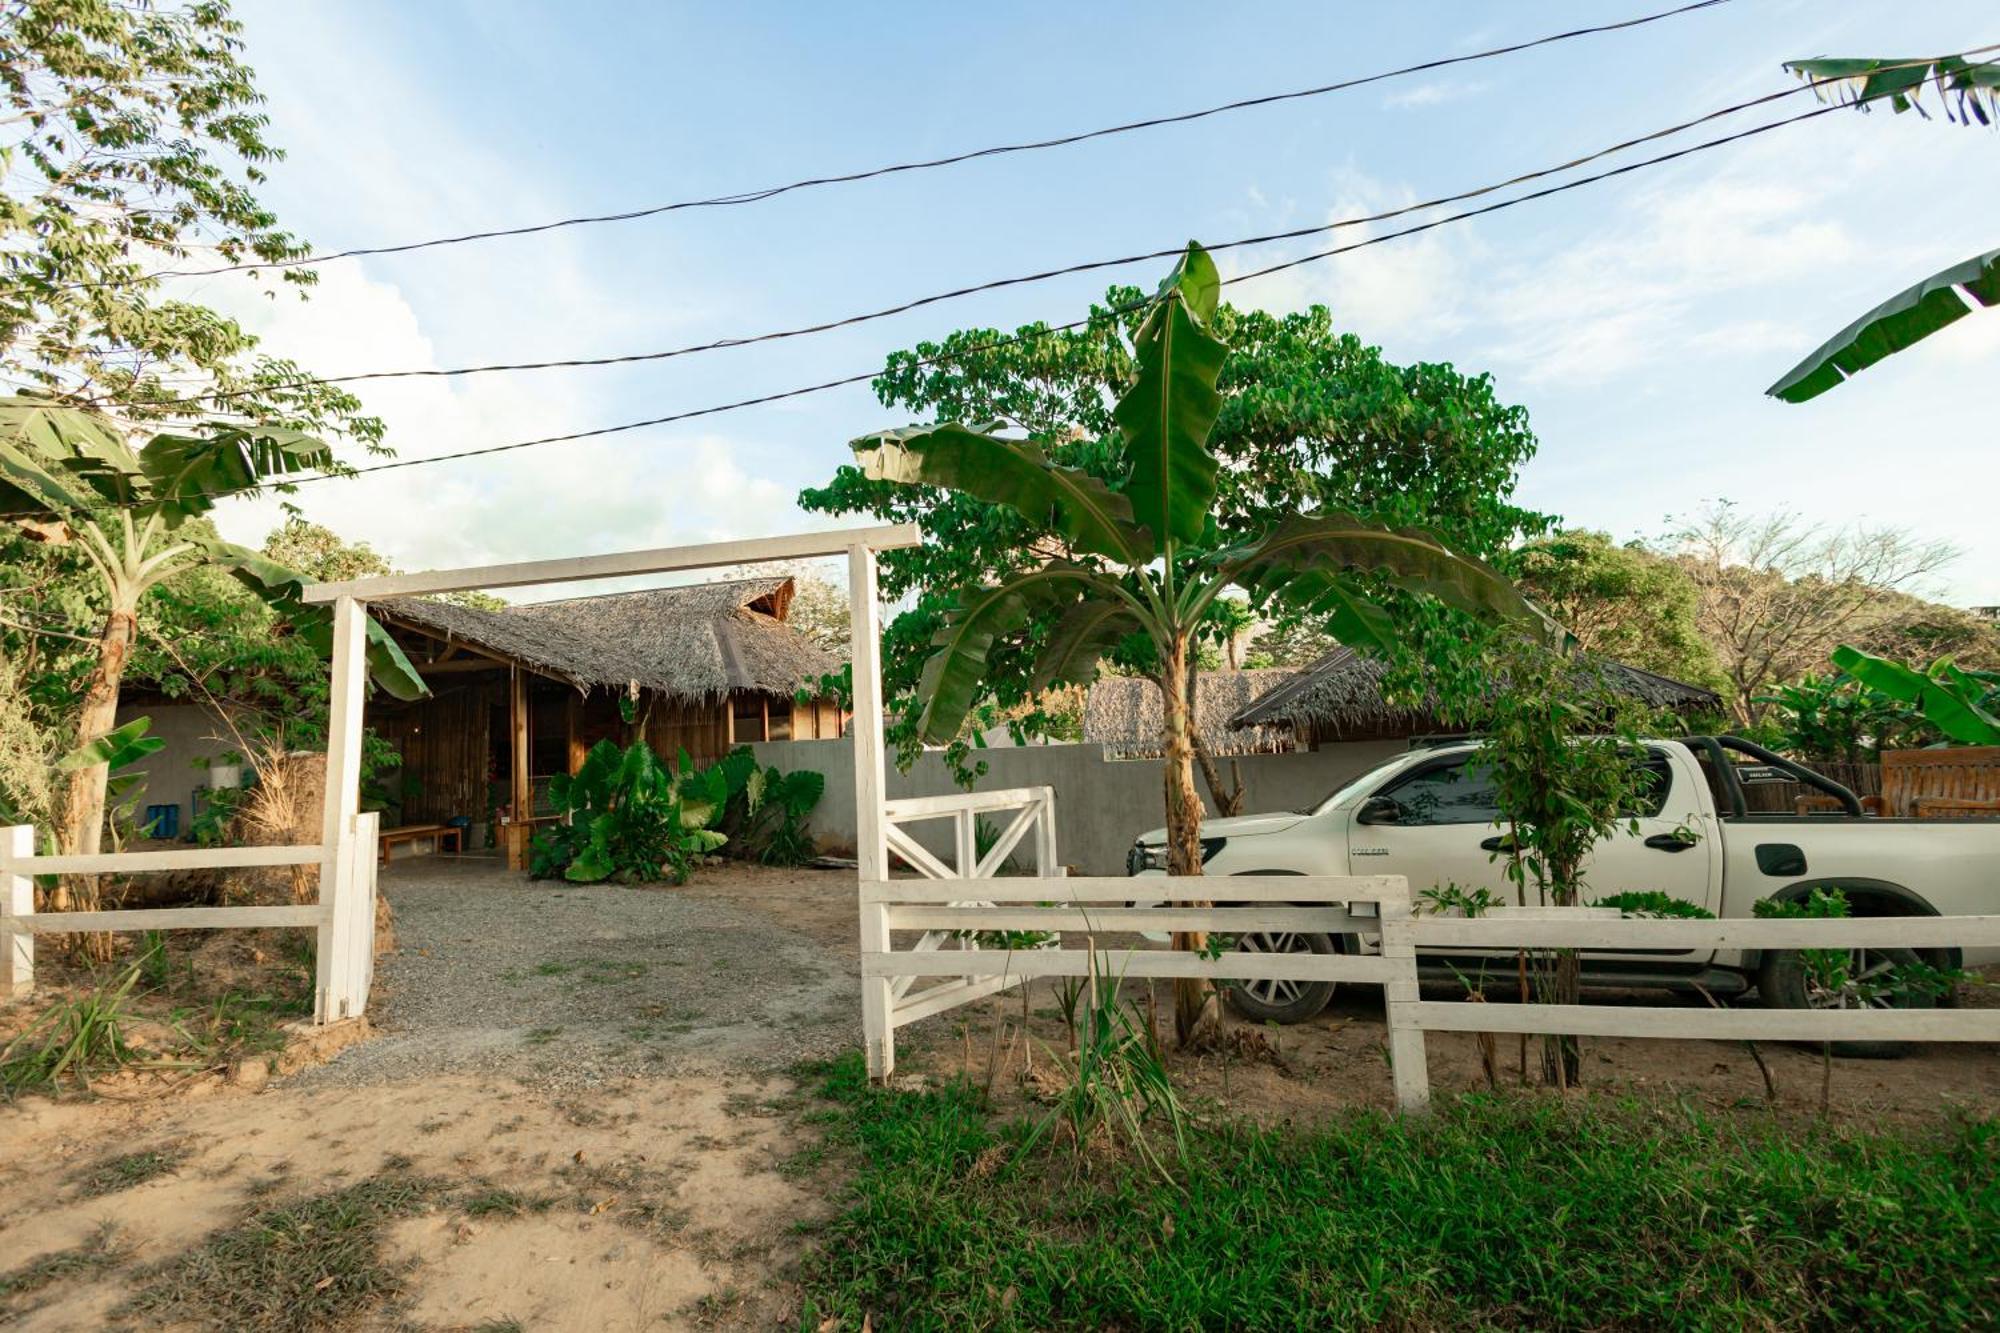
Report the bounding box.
[1190,734,1247,817]
[52,599,137,955]
[1161,637,1222,1048]
[1540,866,1583,1086]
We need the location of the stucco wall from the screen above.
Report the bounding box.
[749,738,1405,877]
[111,701,240,836]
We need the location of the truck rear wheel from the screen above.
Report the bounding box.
[1756,944,1936,1059]
[1223,930,1338,1025]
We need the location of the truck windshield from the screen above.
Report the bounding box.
[1306,758,1414,815]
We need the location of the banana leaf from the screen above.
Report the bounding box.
[1768,247,2000,402]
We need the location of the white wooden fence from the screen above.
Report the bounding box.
[864,874,2000,1113]
[878,787,1061,1016]
[0,811,380,1022]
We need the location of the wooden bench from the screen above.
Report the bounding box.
[378,822,463,865]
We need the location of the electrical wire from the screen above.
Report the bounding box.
[10,100,1844,522]
[134,65,1919,411]
[120,0,1733,286]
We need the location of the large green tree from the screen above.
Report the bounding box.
[850,244,1542,1044]
[1512,530,1725,695]
[803,277,1550,778]
[0,2,415,865]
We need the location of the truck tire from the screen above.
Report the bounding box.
[1223,930,1338,1025]
[1756,944,1936,1060]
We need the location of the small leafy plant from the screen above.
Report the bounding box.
[530,740,726,885]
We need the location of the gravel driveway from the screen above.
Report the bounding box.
[295,856,860,1090]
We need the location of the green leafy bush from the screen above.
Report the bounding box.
[674,746,825,866]
[529,741,725,885]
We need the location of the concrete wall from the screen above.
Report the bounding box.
[111,702,240,836]
[750,737,1405,876]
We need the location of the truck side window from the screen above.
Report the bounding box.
[1376,757,1502,826]
[1619,752,1675,819]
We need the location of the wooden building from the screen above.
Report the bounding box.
[367,576,845,863]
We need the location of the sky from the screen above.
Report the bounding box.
[197,1,2000,608]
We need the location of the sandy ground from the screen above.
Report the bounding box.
[3,856,1995,1330]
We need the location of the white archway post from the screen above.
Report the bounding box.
[301,524,923,1031]
[847,542,895,1080]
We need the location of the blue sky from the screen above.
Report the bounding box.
[201,1,2000,606]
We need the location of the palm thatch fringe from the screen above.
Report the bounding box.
[1083,669,1301,759]
[380,577,838,703]
[1229,647,1721,741]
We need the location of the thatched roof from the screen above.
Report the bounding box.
[1230,647,1721,740]
[1083,670,1301,758]
[379,576,838,701]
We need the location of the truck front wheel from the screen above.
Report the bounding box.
[1756,945,1936,1059]
[1224,931,1338,1024]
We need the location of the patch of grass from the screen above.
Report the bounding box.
[121,1170,444,1331]
[458,1187,556,1219]
[71,1143,189,1198]
[521,1026,563,1047]
[0,964,152,1097]
[796,1052,2000,1331]
[530,961,573,977]
[557,1157,689,1239]
[0,1222,129,1316]
[471,1320,525,1333]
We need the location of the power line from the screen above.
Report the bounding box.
[142,72,1857,409]
[121,0,1734,286]
[14,101,1842,522]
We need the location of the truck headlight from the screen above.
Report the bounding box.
[1128,842,1169,874]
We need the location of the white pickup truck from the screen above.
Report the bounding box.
[1129,735,2000,1041]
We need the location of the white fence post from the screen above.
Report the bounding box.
[1376,882,1431,1115]
[1033,787,1058,877]
[316,595,369,1024]
[848,543,895,1081]
[2,826,33,998]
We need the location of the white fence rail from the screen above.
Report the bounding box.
[878,787,1061,1011]
[863,874,2000,1113]
[0,812,380,1022]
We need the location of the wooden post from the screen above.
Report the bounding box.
[1377,879,1432,1114]
[316,596,368,1024]
[3,826,33,998]
[507,666,530,870]
[849,542,895,1081]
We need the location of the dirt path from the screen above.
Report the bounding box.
[0,860,864,1331]
[299,857,861,1090]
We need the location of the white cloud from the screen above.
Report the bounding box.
[1382,79,1489,110]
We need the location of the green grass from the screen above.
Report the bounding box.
[71,1143,189,1198]
[0,1222,129,1316]
[796,1053,1999,1331]
[121,1170,444,1331]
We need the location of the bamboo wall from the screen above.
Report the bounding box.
[372,677,499,825]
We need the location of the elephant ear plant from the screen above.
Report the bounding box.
[852,242,1546,1046]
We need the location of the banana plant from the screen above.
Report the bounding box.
[852,242,1546,1045]
[1767,54,2000,402]
[0,394,426,872]
[1831,644,2000,746]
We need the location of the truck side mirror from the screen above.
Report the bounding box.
[1357,795,1401,826]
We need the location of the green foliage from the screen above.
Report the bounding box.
[1831,643,2000,746]
[1017,956,1187,1182]
[1417,882,1506,917]
[1479,641,1660,910]
[1756,670,1928,762]
[846,244,1539,750]
[1592,890,1716,919]
[801,256,1550,770]
[1766,56,1998,401]
[1754,887,1854,1000]
[1512,529,1725,693]
[0,963,145,1097]
[798,1052,2000,1330]
[530,740,726,885]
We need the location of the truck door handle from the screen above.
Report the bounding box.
[1479,835,1516,853]
[1643,834,1694,853]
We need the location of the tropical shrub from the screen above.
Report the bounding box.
[1831,644,2000,746]
[674,746,826,866]
[530,741,725,885]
